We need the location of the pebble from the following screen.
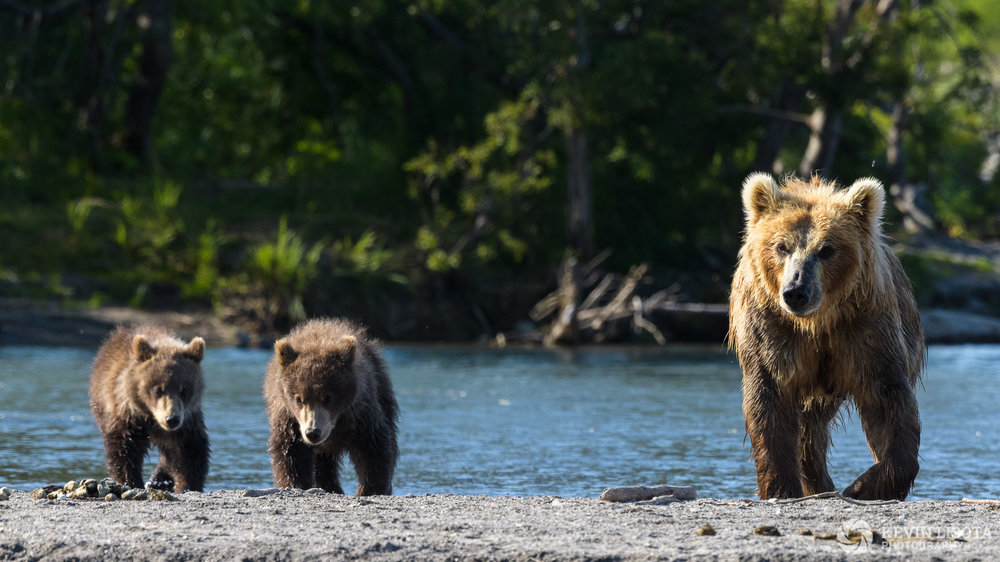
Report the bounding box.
[636,495,682,506]
[0,487,10,501]
[122,489,148,500]
[28,478,173,502]
[148,489,179,501]
[242,488,282,498]
[753,525,781,536]
[696,524,716,536]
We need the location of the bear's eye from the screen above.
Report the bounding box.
[323,394,332,404]
[179,386,188,399]
[295,396,303,406]
[775,242,791,257]
[817,244,836,260]
[153,386,165,398]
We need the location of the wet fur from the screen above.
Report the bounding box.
[729,173,924,500]
[89,325,210,492]
[264,318,399,496]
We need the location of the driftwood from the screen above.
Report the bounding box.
[772,491,900,506]
[962,498,1000,504]
[600,484,697,503]
[529,254,727,346]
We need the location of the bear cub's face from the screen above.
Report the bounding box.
[274,336,359,446]
[132,335,205,431]
[742,173,884,319]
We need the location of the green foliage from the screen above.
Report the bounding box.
[114,181,186,269]
[246,216,325,326]
[183,223,228,302]
[1,0,999,332]
[405,91,556,272]
[331,230,406,285]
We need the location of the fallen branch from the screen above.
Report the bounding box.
[525,259,724,346]
[772,491,900,506]
[962,498,1000,504]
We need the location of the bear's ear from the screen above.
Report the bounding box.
[741,172,781,225]
[133,335,156,362]
[842,177,885,229]
[275,339,298,368]
[184,337,205,363]
[340,335,357,358]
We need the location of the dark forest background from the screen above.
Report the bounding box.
[3,0,1000,342]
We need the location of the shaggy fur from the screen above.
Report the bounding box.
[89,325,210,492]
[729,173,924,501]
[264,318,398,496]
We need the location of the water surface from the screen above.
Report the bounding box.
[0,344,996,499]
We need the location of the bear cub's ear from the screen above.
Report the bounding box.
[742,172,781,225]
[275,339,299,368]
[842,177,886,228]
[133,335,156,362]
[185,337,205,363]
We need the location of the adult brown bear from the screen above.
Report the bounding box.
[729,173,924,500]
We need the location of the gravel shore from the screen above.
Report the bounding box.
[0,489,997,560]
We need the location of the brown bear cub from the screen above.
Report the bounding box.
[89,325,210,493]
[264,318,398,496]
[729,173,925,501]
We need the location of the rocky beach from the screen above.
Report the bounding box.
[0,488,997,560]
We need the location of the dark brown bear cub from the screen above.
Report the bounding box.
[264,318,398,496]
[89,325,210,493]
[729,173,924,501]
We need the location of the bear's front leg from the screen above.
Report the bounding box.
[799,397,843,496]
[151,411,210,493]
[269,417,315,489]
[348,433,397,496]
[743,368,803,499]
[103,419,151,489]
[313,450,345,494]
[843,379,920,500]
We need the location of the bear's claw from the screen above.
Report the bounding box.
[146,478,174,491]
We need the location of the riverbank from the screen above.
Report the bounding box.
[5,296,1000,348]
[0,490,996,560]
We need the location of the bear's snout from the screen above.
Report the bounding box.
[782,284,811,311]
[779,258,822,317]
[153,399,185,431]
[296,405,334,446]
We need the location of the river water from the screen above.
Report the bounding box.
[0,344,996,499]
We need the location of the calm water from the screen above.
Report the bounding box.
[0,344,997,499]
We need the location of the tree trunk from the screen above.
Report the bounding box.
[75,0,108,113]
[887,102,934,233]
[798,0,897,178]
[544,257,581,346]
[123,0,173,164]
[798,107,843,177]
[752,78,807,174]
[566,126,592,257]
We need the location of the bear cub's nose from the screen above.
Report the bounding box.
[782,286,811,311]
[305,429,322,443]
[165,415,181,429]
